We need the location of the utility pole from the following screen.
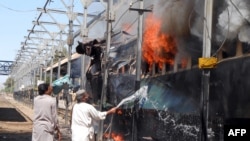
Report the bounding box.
[98,0,114,140]
[200,0,214,140]
[40,65,43,81]
[80,0,92,89]
[33,69,37,90]
[129,1,151,140]
[65,0,74,126]
[57,31,63,79]
[57,56,61,79]
[44,60,47,82]
[133,1,143,140]
[67,21,73,79]
[50,43,55,85]
[135,0,144,90]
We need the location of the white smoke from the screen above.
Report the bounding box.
[238,25,250,44]
[189,0,204,41]
[146,0,250,60]
[217,0,250,40]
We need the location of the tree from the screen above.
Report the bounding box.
[4,77,14,93]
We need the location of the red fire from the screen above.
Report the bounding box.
[142,14,177,69]
[103,132,124,141]
[117,109,123,115]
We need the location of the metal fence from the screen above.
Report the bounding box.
[13,89,37,108]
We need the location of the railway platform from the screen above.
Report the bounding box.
[0,93,71,141]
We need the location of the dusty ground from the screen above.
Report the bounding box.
[0,94,71,141]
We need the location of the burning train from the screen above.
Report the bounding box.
[13,0,250,140]
[73,0,250,140]
[60,0,250,141]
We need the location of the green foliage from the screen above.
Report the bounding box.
[4,77,14,93]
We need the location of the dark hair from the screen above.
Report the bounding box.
[38,83,50,95]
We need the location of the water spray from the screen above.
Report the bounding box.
[105,86,148,140]
[116,85,148,108]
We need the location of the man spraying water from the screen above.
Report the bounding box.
[116,85,148,108]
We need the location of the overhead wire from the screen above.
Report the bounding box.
[211,7,230,57]
[112,0,139,30]
[187,1,230,61]
[0,3,36,12]
[229,0,250,25]
[212,0,248,58]
[112,1,152,36]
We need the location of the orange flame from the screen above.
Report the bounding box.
[103,132,124,141]
[142,14,177,69]
[117,109,123,115]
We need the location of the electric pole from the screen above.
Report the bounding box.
[129,1,151,140]
[200,0,214,140]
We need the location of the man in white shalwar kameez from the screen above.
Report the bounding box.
[71,89,117,141]
[32,83,61,141]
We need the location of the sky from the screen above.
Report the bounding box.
[0,0,105,87]
[0,0,46,85]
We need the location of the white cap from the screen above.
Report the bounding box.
[75,89,86,102]
[76,89,86,95]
